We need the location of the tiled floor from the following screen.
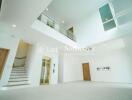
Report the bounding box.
[0,82,132,100]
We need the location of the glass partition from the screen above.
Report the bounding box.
[38,14,76,41]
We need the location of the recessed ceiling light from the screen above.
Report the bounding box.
[61,20,65,23]
[45,8,48,11]
[12,24,16,28]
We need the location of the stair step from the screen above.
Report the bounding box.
[6,66,30,88]
[10,74,27,76]
[11,73,27,76]
[8,81,29,85]
[12,69,25,71]
[1,85,31,90]
[12,70,26,72]
[9,79,28,82]
[13,66,25,68]
[10,76,28,79]
[11,71,26,73]
[12,68,25,69]
[11,72,26,74]
[5,83,30,87]
[9,77,28,81]
[9,76,28,79]
[12,68,25,70]
[8,80,28,83]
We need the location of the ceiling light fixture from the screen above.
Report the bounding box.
[61,20,65,24]
[45,8,48,11]
[12,24,16,28]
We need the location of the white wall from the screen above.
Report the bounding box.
[87,38,132,83]
[62,55,86,82]
[25,44,43,86]
[15,40,29,58]
[59,36,132,83]
[14,40,29,67]
[0,34,19,86]
[58,52,89,83]
[122,36,132,80]
[74,8,132,47]
[58,54,64,83]
[25,44,59,86]
[69,4,132,83]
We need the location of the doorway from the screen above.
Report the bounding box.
[82,63,91,81]
[13,40,30,68]
[0,48,9,79]
[40,56,51,85]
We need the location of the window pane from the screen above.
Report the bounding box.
[99,4,113,23]
[103,20,116,31]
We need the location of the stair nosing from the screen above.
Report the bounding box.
[7,67,29,87]
[10,77,28,79]
[4,84,30,87]
[10,75,28,76]
[11,74,27,76]
[8,80,28,82]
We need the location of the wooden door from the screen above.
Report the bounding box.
[0,48,9,79]
[82,63,91,81]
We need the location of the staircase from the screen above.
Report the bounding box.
[5,66,30,88]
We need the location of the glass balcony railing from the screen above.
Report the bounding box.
[38,14,76,41]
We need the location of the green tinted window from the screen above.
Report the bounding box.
[99,4,116,31]
[99,4,113,22]
[103,20,116,31]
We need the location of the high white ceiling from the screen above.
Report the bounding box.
[1,0,131,49]
[0,0,52,27]
[44,0,106,24]
[0,0,67,48]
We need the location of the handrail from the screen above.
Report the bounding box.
[15,56,27,60]
[38,13,76,41]
[41,13,57,24]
